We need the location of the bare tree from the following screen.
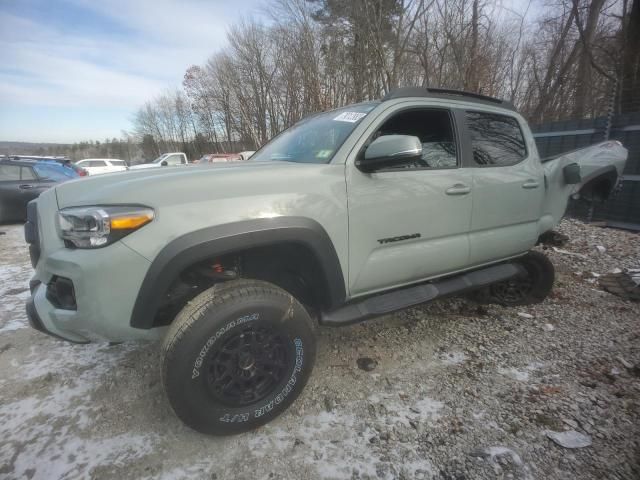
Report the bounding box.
[132,0,629,153]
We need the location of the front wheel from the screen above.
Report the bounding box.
[161,279,316,435]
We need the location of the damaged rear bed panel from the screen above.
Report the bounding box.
[539,141,628,234]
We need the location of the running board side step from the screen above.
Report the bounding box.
[320,263,524,326]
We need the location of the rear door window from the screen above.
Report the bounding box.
[21,167,37,180]
[466,112,526,166]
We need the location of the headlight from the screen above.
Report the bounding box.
[57,206,154,248]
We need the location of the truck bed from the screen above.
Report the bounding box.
[541,141,628,230]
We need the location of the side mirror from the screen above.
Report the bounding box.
[161,160,168,166]
[356,135,422,173]
[563,163,581,184]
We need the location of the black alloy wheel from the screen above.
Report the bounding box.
[161,279,317,435]
[489,276,534,304]
[482,251,555,306]
[206,325,290,407]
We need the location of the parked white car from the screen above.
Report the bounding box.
[76,158,128,175]
[129,153,188,170]
[238,151,256,160]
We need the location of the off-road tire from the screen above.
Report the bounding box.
[475,251,555,306]
[161,279,316,435]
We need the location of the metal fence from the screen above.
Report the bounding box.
[531,112,640,230]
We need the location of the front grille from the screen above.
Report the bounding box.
[24,201,41,268]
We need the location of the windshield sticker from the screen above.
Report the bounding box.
[316,149,333,159]
[333,111,367,123]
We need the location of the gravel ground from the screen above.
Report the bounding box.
[0,219,639,480]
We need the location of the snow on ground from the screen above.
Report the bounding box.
[0,231,32,333]
[497,362,545,382]
[436,351,466,366]
[1,220,639,479]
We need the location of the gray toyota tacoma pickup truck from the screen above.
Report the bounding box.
[24,87,628,435]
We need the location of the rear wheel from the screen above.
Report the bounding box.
[479,251,555,306]
[161,279,316,435]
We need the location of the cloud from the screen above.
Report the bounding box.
[69,0,242,49]
[0,0,263,125]
[1,12,196,109]
[0,42,166,108]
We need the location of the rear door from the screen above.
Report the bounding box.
[0,165,45,222]
[93,160,109,174]
[347,106,473,296]
[0,164,23,222]
[464,111,545,265]
[17,166,46,211]
[108,159,127,172]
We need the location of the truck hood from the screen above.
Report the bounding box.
[54,161,334,209]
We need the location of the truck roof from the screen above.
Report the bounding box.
[382,87,516,112]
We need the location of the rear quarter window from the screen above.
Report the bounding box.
[165,155,184,165]
[466,112,527,166]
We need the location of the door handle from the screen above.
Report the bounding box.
[522,180,539,189]
[445,184,471,196]
[19,184,35,190]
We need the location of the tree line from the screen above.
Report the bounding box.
[18,0,637,162]
[0,137,143,163]
[131,0,639,159]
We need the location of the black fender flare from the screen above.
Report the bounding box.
[130,217,346,329]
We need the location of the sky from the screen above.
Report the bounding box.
[0,0,264,143]
[0,0,537,144]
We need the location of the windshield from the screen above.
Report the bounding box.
[251,103,378,164]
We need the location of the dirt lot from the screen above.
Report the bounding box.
[1,220,639,480]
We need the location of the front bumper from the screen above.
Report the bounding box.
[26,292,88,344]
[24,196,163,343]
[25,242,163,343]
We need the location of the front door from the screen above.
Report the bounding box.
[346,107,473,297]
